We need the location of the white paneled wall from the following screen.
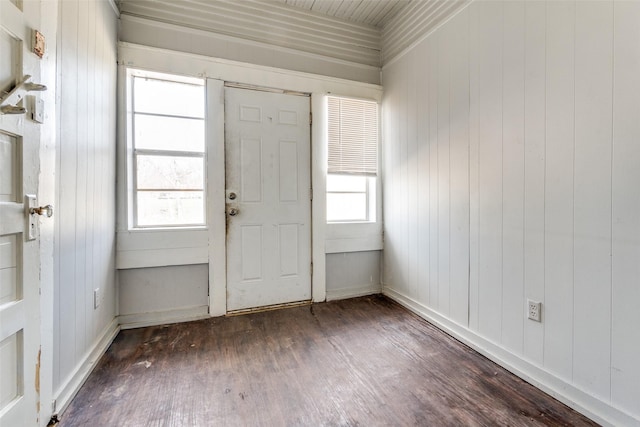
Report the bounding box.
[54,0,118,409]
[382,1,640,425]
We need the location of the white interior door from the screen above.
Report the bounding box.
[225,86,311,312]
[0,2,44,426]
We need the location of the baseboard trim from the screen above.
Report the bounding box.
[118,305,209,330]
[326,285,381,301]
[54,318,120,417]
[383,286,640,427]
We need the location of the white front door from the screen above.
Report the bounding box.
[225,86,311,312]
[0,2,44,425]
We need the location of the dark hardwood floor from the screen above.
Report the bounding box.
[59,295,598,426]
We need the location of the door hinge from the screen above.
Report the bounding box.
[310,262,313,276]
[309,187,313,201]
[309,112,312,125]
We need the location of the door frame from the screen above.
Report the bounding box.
[209,81,314,315]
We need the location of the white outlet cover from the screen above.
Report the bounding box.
[527,299,541,322]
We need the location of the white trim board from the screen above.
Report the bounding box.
[116,247,208,270]
[382,286,640,427]
[326,286,381,302]
[53,319,120,417]
[118,43,383,101]
[206,78,227,317]
[118,305,210,330]
[325,236,383,254]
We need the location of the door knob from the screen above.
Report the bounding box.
[228,208,239,216]
[30,205,53,217]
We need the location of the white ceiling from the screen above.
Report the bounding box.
[260,0,412,28]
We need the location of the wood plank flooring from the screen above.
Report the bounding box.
[58,296,598,426]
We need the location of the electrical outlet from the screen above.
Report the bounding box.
[94,288,100,309]
[527,299,541,322]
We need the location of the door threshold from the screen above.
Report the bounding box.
[226,300,312,316]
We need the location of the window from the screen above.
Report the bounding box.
[128,70,206,228]
[326,96,378,222]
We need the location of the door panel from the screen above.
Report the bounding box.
[0,1,43,425]
[0,132,18,201]
[0,234,18,305]
[241,225,263,281]
[240,137,263,203]
[225,87,311,312]
[279,224,299,276]
[279,140,298,202]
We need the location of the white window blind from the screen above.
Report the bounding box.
[328,96,378,176]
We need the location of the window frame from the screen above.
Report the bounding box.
[126,68,207,229]
[326,174,376,223]
[325,95,379,224]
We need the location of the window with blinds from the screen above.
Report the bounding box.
[326,96,379,223]
[327,97,378,176]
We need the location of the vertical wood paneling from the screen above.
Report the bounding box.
[611,0,640,415]
[85,0,97,350]
[75,0,89,358]
[382,0,640,422]
[436,27,450,315]
[522,0,546,366]
[57,0,79,387]
[397,55,409,297]
[406,51,419,299]
[416,40,430,306]
[447,9,469,326]
[501,0,525,354]
[543,0,575,381]
[54,0,117,396]
[572,0,613,399]
[476,1,503,342]
[428,37,439,308]
[467,1,480,332]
